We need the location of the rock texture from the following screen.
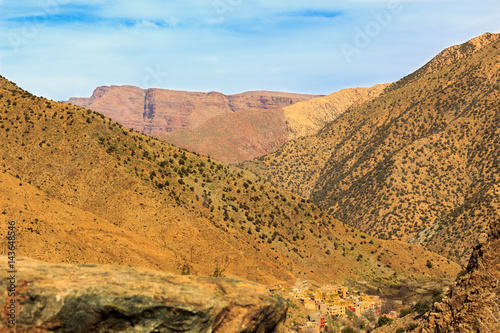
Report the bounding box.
[0,256,288,333]
[65,86,318,135]
[422,219,500,333]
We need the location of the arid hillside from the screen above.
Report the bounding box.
[283,84,389,140]
[0,77,459,286]
[159,84,387,163]
[158,108,289,164]
[242,32,500,265]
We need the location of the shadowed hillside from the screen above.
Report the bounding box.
[242,32,500,265]
[423,218,500,332]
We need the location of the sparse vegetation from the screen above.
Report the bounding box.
[0,75,458,286]
[242,33,500,266]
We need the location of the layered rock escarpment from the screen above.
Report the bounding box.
[65,86,319,135]
[423,219,500,332]
[0,257,288,332]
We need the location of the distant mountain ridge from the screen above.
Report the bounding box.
[65,86,320,135]
[153,84,387,163]
[65,85,389,164]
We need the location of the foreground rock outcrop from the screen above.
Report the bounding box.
[423,219,500,332]
[0,257,288,332]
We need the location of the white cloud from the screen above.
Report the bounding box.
[0,1,499,100]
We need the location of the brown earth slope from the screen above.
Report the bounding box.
[158,109,289,164]
[0,77,459,286]
[159,84,387,163]
[283,84,389,141]
[242,32,500,265]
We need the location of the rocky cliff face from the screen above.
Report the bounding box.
[65,86,318,135]
[0,257,288,333]
[423,219,500,332]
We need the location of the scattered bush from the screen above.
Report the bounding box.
[377,316,393,327]
[414,301,431,315]
[341,326,358,333]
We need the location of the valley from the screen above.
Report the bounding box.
[1,31,499,333]
[0,77,458,290]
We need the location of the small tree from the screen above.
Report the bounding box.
[378,316,393,327]
[414,301,431,315]
[341,326,358,333]
[180,262,192,275]
[212,255,230,278]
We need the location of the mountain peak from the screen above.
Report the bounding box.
[388,32,500,92]
[468,31,497,46]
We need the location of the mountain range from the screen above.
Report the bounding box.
[2,31,500,332]
[0,76,457,288]
[66,85,387,163]
[242,32,500,266]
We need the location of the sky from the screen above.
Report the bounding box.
[0,1,499,101]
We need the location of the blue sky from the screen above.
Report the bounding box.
[0,0,499,101]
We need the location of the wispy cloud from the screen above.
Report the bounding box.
[280,10,343,19]
[0,0,499,101]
